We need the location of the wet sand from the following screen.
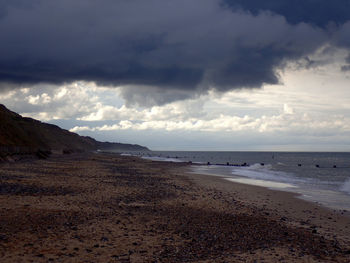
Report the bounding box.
[0,152,349,262]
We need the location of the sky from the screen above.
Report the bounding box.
[1,0,350,151]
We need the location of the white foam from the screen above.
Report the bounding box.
[340,178,350,194]
[231,163,302,184]
[120,153,133,156]
[226,178,296,189]
[141,156,184,163]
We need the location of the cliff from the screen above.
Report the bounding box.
[0,104,149,154]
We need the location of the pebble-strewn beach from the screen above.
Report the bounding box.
[0,153,349,262]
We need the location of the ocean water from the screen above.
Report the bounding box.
[121,151,350,211]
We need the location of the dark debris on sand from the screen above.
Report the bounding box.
[0,182,74,196]
[0,153,349,262]
[153,206,345,262]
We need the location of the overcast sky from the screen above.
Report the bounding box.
[1,0,350,151]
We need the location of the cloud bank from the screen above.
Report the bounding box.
[2,0,350,105]
[224,0,350,27]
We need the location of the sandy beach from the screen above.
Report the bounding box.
[0,152,349,262]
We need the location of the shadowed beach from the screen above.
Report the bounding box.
[0,152,349,262]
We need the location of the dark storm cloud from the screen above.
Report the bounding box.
[0,0,348,105]
[223,0,350,27]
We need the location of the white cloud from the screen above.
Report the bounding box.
[70,126,91,133]
[27,93,51,105]
[283,104,294,115]
[27,95,40,105]
[1,47,350,151]
[69,108,350,137]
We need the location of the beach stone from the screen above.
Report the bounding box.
[100,236,109,242]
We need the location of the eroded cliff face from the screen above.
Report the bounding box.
[0,104,149,155]
[0,104,95,153]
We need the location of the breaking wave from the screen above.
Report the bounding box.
[231,163,303,185]
[340,178,350,194]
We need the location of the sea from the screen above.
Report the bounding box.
[120,151,350,211]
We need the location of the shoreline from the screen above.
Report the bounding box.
[186,161,350,212]
[0,153,349,262]
[186,169,350,242]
